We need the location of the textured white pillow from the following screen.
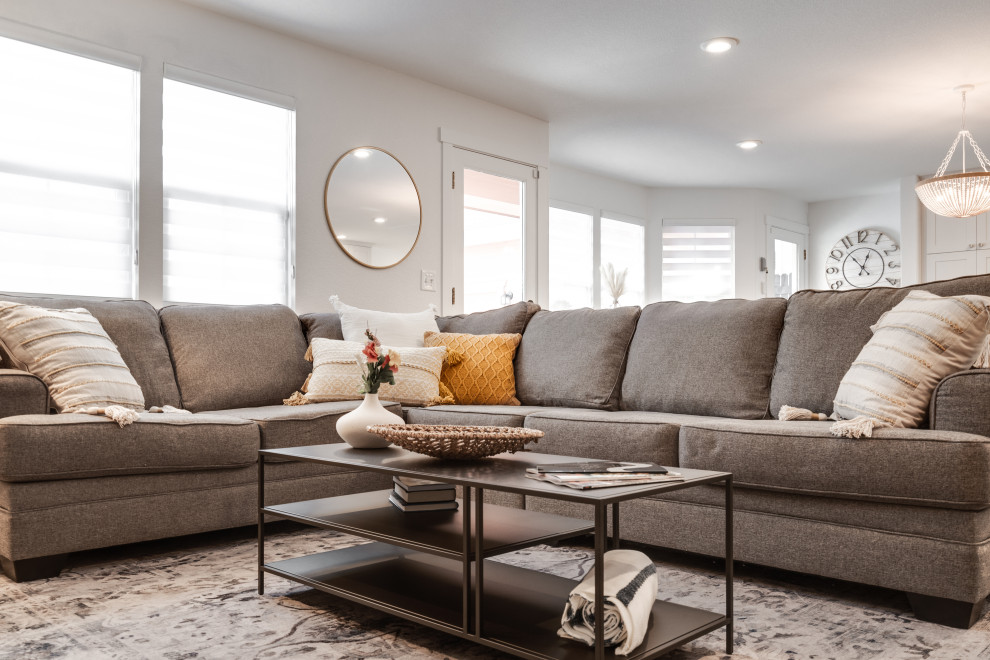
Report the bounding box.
[329,295,439,347]
[0,302,145,413]
[304,338,448,406]
[833,290,990,429]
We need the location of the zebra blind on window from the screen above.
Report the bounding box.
[163,78,294,305]
[0,36,138,298]
[661,224,735,302]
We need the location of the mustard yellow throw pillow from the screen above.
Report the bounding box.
[423,331,522,406]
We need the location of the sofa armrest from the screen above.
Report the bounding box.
[930,369,990,437]
[0,369,49,418]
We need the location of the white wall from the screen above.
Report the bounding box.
[807,190,901,290]
[0,0,548,314]
[549,164,649,220]
[648,187,809,300]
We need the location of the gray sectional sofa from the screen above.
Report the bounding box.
[2,274,990,629]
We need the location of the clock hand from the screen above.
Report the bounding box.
[849,255,869,276]
[859,252,871,275]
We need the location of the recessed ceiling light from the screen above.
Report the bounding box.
[336,234,347,240]
[353,149,371,158]
[736,139,762,150]
[374,217,387,224]
[701,37,739,54]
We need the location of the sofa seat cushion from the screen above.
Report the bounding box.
[678,419,990,509]
[524,410,725,467]
[405,404,552,427]
[0,461,360,513]
[0,413,258,482]
[215,401,401,453]
[650,484,990,544]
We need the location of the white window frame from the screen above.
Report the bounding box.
[600,210,647,308]
[162,64,296,307]
[548,202,647,309]
[0,21,142,300]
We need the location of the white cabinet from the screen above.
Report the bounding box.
[926,251,978,281]
[979,250,990,275]
[923,211,989,281]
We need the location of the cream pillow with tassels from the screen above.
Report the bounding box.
[783,291,990,437]
[0,302,145,421]
[289,338,451,407]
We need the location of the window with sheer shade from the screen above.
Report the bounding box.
[163,79,294,305]
[0,36,138,298]
[661,224,735,302]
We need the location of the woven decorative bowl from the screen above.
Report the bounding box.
[367,424,543,459]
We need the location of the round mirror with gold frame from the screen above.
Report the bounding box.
[324,147,422,269]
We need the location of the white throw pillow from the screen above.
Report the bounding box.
[329,295,439,347]
[833,290,990,429]
[0,302,145,413]
[304,338,448,406]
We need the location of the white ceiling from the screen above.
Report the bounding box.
[181,0,990,202]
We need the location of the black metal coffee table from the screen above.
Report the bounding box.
[258,445,733,659]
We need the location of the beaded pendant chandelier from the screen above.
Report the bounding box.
[915,85,990,218]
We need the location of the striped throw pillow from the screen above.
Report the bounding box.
[833,290,990,429]
[303,338,448,406]
[0,302,145,413]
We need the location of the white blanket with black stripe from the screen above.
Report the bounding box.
[558,549,658,656]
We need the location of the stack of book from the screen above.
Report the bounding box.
[389,476,458,512]
[525,461,684,490]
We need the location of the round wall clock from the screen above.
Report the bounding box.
[825,229,901,290]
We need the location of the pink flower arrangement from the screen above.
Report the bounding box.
[358,328,400,394]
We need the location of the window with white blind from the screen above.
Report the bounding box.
[163,77,294,305]
[0,36,138,298]
[661,223,735,302]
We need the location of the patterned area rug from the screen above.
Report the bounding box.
[2,523,990,659]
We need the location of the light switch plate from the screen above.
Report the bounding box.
[421,269,436,292]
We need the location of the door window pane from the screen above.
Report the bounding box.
[601,217,645,307]
[0,37,137,298]
[463,169,523,314]
[662,225,735,302]
[163,79,293,305]
[549,207,593,309]
[773,238,799,298]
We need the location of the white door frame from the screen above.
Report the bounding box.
[765,215,809,297]
[441,142,543,315]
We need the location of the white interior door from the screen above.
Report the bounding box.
[441,145,538,315]
[766,224,808,298]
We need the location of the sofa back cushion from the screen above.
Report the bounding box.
[436,301,541,335]
[159,304,310,412]
[299,313,345,343]
[0,294,181,408]
[770,273,990,417]
[621,298,786,418]
[514,307,640,410]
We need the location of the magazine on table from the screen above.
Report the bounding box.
[529,461,670,475]
[525,470,684,490]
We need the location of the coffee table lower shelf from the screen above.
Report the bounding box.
[264,541,725,660]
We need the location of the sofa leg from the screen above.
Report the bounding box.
[906,592,985,628]
[0,554,68,582]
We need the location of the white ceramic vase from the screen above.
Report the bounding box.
[335,393,404,449]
